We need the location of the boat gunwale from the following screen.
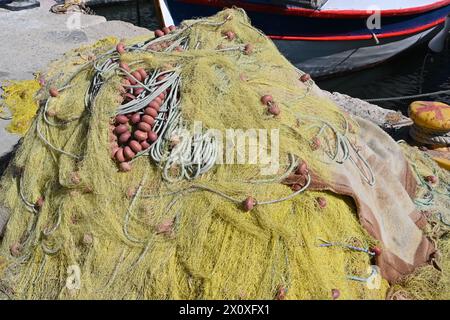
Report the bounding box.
[175,0,450,18]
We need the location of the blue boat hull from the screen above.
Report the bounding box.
[160,0,450,77]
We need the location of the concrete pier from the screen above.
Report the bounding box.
[0,0,151,157]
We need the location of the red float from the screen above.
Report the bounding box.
[243,196,256,211]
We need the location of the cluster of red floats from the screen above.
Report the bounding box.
[110,62,169,172]
[112,26,183,172]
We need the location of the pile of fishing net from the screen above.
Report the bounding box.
[0,9,449,300]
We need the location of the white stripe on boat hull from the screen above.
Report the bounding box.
[275,27,438,77]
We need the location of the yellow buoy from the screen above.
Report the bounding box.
[433,157,450,171]
[409,101,450,132]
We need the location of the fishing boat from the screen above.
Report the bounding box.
[153,0,450,78]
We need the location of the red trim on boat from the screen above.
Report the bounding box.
[268,17,446,41]
[179,0,450,18]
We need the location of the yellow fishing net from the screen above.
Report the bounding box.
[0,8,447,300]
[0,79,40,135]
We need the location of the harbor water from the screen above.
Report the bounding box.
[93,1,450,114]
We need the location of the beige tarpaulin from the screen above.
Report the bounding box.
[284,116,435,283]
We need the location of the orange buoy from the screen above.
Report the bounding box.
[119,131,131,144]
[244,44,254,55]
[35,197,45,210]
[224,31,235,40]
[331,289,340,300]
[137,68,148,80]
[316,197,327,209]
[157,74,166,82]
[130,113,141,124]
[111,146,119,159]
[134,87,144,96]
[300,73,311,83]
[49,87,59,97]
[137,122,152,132]
[115,148,126,163]
[425,175,438,184]
[119,162,132,172]
[119,62,130,72]
[123,146,135,160]
[129,140,142,153]
[148,101,161,112]
[275,287,287,300]
[115,114,128,124]
[261,95,273,105]
[155,29,164,37]
[141,140,151,149]
[131,71,142,83]
[144,107,158,118]
[158,92,166,100]
[46,109,57,117]
[10,243,23,257]
[116,43,126,54]
[268,104,280,116]
[70,172,81,185]
[134,130,148,141]
[114,124,128,135]
[242,196,256,211]
[295,161,309,176]
[148,131,158,142]
[311,137,321,150]
[123,93,135,102]
[82,233,94,245]
[370,246,382,256]
[142,115,155,126]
